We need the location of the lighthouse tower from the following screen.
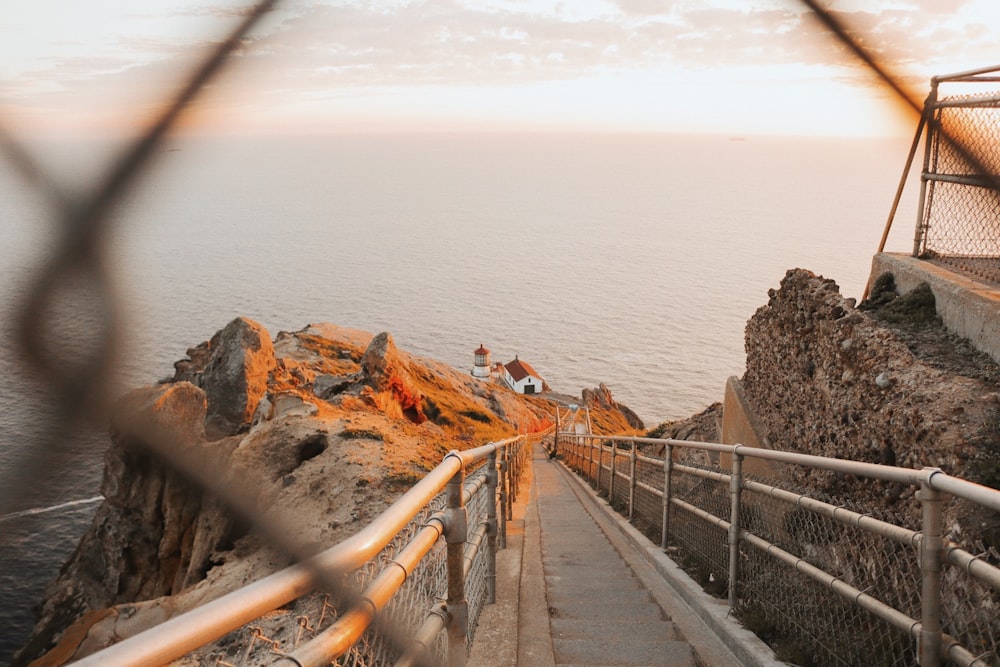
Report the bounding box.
[472,344,491,379]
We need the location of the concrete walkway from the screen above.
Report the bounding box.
[472,443,777,667]
[534,448,694,666]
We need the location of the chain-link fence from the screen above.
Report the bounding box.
[912,67,1000,283]
[6,1,1000,665]
[70,435,536,666]
[556,435,1000,667]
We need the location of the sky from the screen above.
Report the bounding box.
[2,0,1000,138]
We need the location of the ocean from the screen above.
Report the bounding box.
[0,132,919,660]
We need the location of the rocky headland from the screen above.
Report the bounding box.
[17,319,641,665]
[18,267,1000,665]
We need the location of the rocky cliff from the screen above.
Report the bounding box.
[742,270,1000,503]
[19,319,640,665]
[641,268,1000,663]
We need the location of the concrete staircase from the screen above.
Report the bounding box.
[536,455,695,667]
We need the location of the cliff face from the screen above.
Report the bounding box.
[19,319,636,665]
[740,269,1000,536]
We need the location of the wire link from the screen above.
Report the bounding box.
[5,1,1000,665]
[919,88,1000,282]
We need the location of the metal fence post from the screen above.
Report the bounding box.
[628,442,637,521]
[486,449,498,604]
[505,447,513,523]
[445,459,468,667]
[661,444,673,550]
[728,449,743,610]
[609,440,617,501]
[498,448,508,550]
[914,80,938,257]
[918,468,944,667]
[583,436,597,489]
[554,410,561,456]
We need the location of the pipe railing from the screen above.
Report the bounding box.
[73,429,549,667]
[554,433,1000,667]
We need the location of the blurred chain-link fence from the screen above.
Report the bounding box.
[5,1,1000,665]
[913,67,1000,283]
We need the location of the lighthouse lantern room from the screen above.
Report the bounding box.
[472,344,491,378]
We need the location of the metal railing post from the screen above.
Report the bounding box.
[609,440,617,501]
[498,449,508,549]
[728,449,744,609]
[918,468,944,667]
[628,442,637,521]
[914,81,938,257]
[445,460,468,667]
[554,410,561,456]
[588,437,597,489]
[505,447,513,523]
[485,449,498,605]
[661,444,673,550]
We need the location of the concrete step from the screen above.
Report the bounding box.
[547,588,655,606]
[545,575,642,590]
[547,598,666,620]
[554,638,694,666]
[542,554,628,580]
[551,617,683,641]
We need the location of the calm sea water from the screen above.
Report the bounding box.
[0,132,919,660]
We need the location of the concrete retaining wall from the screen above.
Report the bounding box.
[870,252,1000,364]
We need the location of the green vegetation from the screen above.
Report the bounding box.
[421,396,442,423]
[383,470,423,491]
[860,273,941,328]
[645,421,673,439]
[458,409,492,424]
[340,427,384,441]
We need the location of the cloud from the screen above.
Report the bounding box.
[231,0,997,87]
[2,0,998,135]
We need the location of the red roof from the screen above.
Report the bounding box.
[505,358,542,382]
[474,344,490,355]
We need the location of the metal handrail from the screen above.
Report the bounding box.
[556,433,1000,667]
[74,432,543,666]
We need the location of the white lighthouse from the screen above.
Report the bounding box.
[472,344,491,379]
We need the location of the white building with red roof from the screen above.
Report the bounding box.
[502,355,544,395]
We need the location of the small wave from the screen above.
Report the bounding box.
[0,496,102,523]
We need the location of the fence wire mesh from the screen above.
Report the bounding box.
[738,478,921,667]
[557,436,1000,667]
[6,1,1000,665]
[169,453,514,667]
[918,85,1000,283]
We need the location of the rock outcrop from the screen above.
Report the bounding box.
[18,318,637,665]
[18,382,242,665]
[646,403,722,443]
[173,317,276,437]
[359,332,426,424]
[581,382,645,431]
[737,268,1000,564]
